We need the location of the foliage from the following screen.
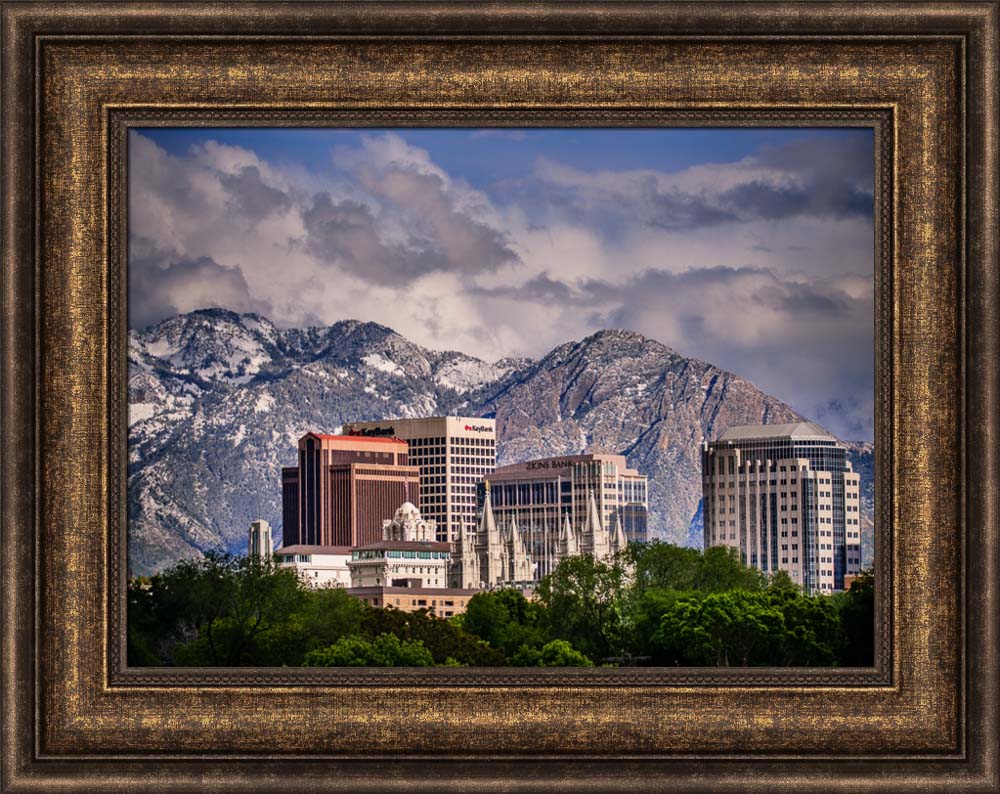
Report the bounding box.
[625,542,700,595]
[129,544,874,669]
[360,606,505,666]
[462,589,547,657]
[129,552,306,666]
[832,570,875,666]
[510,639,593,667]
[303,633,434,667]
[653,590,786,666]
[536,554,631,662]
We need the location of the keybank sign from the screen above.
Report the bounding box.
[463,424,492,433]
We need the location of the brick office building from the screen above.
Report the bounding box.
[280,433,419,548]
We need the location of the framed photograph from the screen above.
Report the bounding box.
[2,2,997,792]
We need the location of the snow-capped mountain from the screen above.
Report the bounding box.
[128,309,874,576]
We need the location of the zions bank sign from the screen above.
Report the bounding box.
[526,459,575,470]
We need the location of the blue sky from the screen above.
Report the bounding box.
[129,127,875,439]
[143,127,869,191]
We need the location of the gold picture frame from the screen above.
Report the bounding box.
[1,2,996,790]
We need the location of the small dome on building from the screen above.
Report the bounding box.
[395,501,421,520]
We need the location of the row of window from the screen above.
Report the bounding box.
[450,437,495,448]
[351,550,450,560]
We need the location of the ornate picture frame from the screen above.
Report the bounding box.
[1,2,996,791]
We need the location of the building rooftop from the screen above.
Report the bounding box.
[491,452,642,479]
[717,422,837,443]
[347,585,478,596]
[304,432,407,444]
[352,540,452,553]
[275,544,352,555]
[347,416,494,423]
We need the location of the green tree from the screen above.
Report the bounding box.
[770,589,839,666]
[694,546,767,593]
[630,587,693,663]
[626,542,700,595]
[303,633,434,667]
[251,586,365,667]
[462,589,547,656]
[538,554,630,662]
[147,553,307,666]
[361,605,505,666]
[835,570,875,666]
[510,639,593,667]
[654,590,786,666]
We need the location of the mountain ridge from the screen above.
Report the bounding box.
[128,309,873,576]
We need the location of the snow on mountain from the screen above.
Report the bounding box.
[127,311,875,576]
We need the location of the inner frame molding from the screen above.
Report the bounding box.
[2,3,996,788]
[107,105,895,690]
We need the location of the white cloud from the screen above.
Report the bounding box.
[129,130,875,439]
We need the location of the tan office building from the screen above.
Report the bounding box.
[701,422,863,594]
[347,586,478,618]
[343,417,497,542]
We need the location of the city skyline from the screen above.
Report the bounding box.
[129,127,875,441]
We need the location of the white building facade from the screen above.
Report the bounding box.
[450,482,625,588]
[348,502,452,588]
[701,422,863,594]
[247,519,273,562]
[274,545,352,588]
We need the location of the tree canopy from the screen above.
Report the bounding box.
[129,542,874,668]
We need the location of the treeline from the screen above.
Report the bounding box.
[128,543,873,668]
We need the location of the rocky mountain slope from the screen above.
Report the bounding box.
[128,309,874,575]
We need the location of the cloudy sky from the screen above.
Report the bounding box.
[129,128,875,440]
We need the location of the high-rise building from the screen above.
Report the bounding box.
[280,433,419,548]
[701,422,863,594]
[247,519,272,561]
[480,453,647,577]
[342,417,496,542]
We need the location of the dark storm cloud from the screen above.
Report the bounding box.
[301,194,446,284]
[218,165,292,222]
[813,398,871,441]
[600,173,872,231]
[473,266,854,319]
[359,167,520,274]
[518,132,874,233]
[129,241,271,330]
[302,166,519,285]
[640,180,740,230]
[754,135,874,185]
[470,273,592,305]
[718,180,873,222]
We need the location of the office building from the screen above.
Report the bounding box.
[701,422,863,594]
[274,545,352,588]
[247,519,273,561]
[480,453,645,578]
[280,433,419,548]
[343,417,497,542]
